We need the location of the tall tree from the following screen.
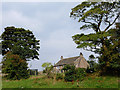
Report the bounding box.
[1,26,40,79]
[70,2,120,75]
[1,26,40,60]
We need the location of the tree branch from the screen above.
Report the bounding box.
[97,15,103,32]
[104,15,119,33]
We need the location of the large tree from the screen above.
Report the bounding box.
[1,26,40,60]
[1,26,40,79]
[70,2,120,75]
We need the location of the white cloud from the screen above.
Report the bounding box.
[2,0,84,2]
[1,2,98,71]
[2,10,43,33]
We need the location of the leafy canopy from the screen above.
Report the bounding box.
[1,26,40,60]
[70,2,120,75]
[42,62,52,69]
[71,2,120,53]
[63,65,86,82]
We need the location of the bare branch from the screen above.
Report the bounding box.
[97,15,103,32]
[104,15,119,33]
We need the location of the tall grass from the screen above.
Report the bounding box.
[2,73,119,88]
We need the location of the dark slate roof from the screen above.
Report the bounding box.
[54,56,79,67]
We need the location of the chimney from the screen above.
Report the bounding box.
[80,52,83,57]
[61,56,63,60]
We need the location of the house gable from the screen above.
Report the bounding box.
[74,56,90,69]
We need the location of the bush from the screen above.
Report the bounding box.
[64,65,76,82]
[56,73,63,80]
[87,60,100,73]
[2,52,30,80]
[47,72,54,79]
[64,72,76,82]
[62,64,72,71]
[75,68,86,81]
[43,70,46,73]
[63,65,86,82]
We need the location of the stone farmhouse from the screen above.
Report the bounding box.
[53,53,90,73]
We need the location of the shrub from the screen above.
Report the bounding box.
[62,64,72,71]
[64,72,75,82]
[2,52,29,80]
[64,65,76,82]
[43,70,46,73]
[63,65,86,82]
[87,60,100,73]
[56,73,63,80]
[47,72,54,79]
[75,68,86,81]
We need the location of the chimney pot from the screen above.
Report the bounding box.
[80,52,83,56]
[61,56,63,60]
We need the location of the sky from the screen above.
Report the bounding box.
[1,2,96,71]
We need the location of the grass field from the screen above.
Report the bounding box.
[2,73,119,88]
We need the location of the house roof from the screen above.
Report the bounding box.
[54,56,79,67]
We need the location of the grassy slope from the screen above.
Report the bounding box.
[2,73,119,88]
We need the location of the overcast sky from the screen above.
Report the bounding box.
[1,2,96,71]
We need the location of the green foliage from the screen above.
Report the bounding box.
[1,26,40,60]
[63,65,76,82]
[42,62,51,69]
[87,61,99,73]
[56,73,63,80]
[2,75,118,88]
[70,2,120,76]
[62,64,75,71]
[75,68,86,81]
[2,52,29,80]
[99,23,120,76]
[71,2,119,52]
[1,26,40,80]
[43,70,46,73]
[64,70,76,82]
[42,62,54,78]
[87,54,100,73]
[89,54,95,60]
[63,65,86,82]
[42,62,52,74]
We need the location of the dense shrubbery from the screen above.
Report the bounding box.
[86,60,100,73]
[2,52,30,80]
[64,69,76,81]
[63,65,86,82]
[56,73,63,80]
[76,68,86,81]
